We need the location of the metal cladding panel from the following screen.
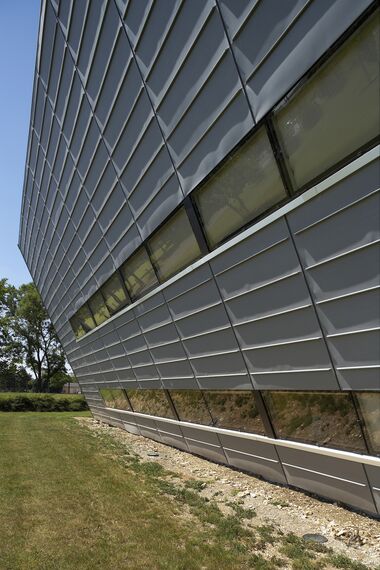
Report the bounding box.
[287,158,380,389]
[276,446,377,515]
[154,418,189,452]
[218,433,287,484]
[181,425,227,463]
[218,0,374,121]
[210,218,337,389]
[19,1,379,516]
[364,465,380,514]
[119,0,254,195]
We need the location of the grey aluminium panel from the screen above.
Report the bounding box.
[276,446,377,514]
[218,0,374,121]
[210,217,338,390]
[287,157,380,389]
[364,465,380,514]
[218,432,287,484]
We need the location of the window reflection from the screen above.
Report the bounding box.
[263,392,366,452]
[101,273,129,315]
[100,388,131,410]
[76,304,96,333]
[203,390,266,434]
[121,247,158,301]
[274,12,380,188]
[169,390,213,425]
[88,291,110,326]
[148,208,202,281]
[195,127,287,247]
[127,389,175,419]
[69,314,86,339]
[355,392,380,455]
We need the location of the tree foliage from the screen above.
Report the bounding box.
[0,279,68,392]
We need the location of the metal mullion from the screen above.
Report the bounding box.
[252,391,276,439]
[122,389,134,413]
[350,391,372,456]
[164,390,180,421]
[144,239,163,286]
[83,301,97,332]
[116,267,133,306]
[199,391,217,427]
[183,195,209,257]
[265,117,294,197]
[98,288,112,321]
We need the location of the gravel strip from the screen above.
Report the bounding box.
[77,417,380,568]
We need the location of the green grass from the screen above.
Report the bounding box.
[0,413,373,570]
[0,413,256,569]
[0,392,88,412]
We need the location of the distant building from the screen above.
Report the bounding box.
[62,382,81,394]
[19,1,379,516]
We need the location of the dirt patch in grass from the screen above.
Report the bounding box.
[76,417,380,570]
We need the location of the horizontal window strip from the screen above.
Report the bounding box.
[58,8,379,342]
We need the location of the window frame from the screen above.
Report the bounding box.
[192,123,290,250]
[262,390,369,454]
[69,6,379,341]
[120,245,159,302]
[100,271,130,316]
[270,6,380,196]
[146,206,203,282]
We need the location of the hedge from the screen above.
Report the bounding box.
[0,393,89,412]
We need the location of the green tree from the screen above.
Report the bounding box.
[0,278,20,368]
[48,371,74,393]
[0,363,31,392]
[11,283,67,392]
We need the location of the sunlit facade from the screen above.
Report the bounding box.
[19,0,380,515]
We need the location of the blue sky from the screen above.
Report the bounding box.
[0,0,40,286]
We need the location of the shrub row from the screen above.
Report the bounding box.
[0,392,88,412]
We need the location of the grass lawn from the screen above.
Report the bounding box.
[0,412,256,569]
[0,413,372,570]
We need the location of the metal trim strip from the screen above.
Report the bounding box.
[104,407,380,467]
[281,462,366,487]
[77,145,380,340]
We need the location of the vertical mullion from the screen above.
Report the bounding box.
[183,195,209,256]
[350,391,371,455]
[165,389,180,421]
[253,391,276,439]
[116,266,133,304]
[122,388,134,412]
[85,301,97,330]
[265,116,294,197]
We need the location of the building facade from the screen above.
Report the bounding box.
[19,0,380,515]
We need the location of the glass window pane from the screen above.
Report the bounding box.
[203,390,266,434]
[127,389,175,419]
[88,291,110,326]
[194,127,287,248]
[100,388,131,410]
[274,12,380,189]
[101,273,129,315]
[69,314,86,339]
[263,392,366,453]
[148,208,202,282]
[76,304,96,333]
[121,247,159,301]
[355,392,380,455]
[169,390,213,425]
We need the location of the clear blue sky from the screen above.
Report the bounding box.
[0,0,40,286]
